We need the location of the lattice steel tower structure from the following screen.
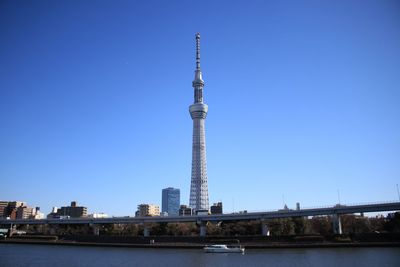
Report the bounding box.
[189,33,209,211]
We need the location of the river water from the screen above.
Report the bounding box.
[0,244,399,267]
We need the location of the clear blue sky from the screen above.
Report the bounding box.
[1,0,399,216]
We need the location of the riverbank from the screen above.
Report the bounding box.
[2,234,400,249]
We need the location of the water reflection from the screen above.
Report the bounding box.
[0,244,399,267]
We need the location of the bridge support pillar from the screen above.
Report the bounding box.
[261,221,270,236]
[199,221,207,237]
[49,226,56,235]
[41,224,48,235]
[143,226,150,237]
[332,214,342,234]
[8,224,14,237]
[91,224,100,236]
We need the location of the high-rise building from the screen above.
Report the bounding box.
[189,33,209,212]
[162,187,180,216]
[136,204,160,217]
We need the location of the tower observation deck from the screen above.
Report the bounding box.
[189,33,209,212]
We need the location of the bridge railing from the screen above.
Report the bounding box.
[237,200,400,214]
[332,200,400,207]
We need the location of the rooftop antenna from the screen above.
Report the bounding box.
[396,184,400,201]
[337,189,341,205]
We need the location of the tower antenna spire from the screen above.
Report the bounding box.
[196,32,201,70]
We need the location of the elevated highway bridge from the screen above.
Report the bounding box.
[1,201,399,236]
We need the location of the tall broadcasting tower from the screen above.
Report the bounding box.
[189,33,209,211]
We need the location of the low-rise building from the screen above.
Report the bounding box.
[210,202,223,214]
[47,201,88,218]
[32,207,45,219]
[0,201,9,217]
[58,201,87,218]
[0,201,42,219]
[16,206,34,219]
[136,204,160,217]
[47,207,59,219]
[88,213,108,219]
[179,205,193,216]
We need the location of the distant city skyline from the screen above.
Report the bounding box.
[0,1,399,216]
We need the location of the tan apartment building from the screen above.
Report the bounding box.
[136,204,160,217]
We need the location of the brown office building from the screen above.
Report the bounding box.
[57,201,88,218]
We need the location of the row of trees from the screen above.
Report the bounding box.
[19,212,400,236]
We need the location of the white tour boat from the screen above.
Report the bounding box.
[203,244,245,253]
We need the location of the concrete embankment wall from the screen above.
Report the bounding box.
[3,233,400,248]
[57,233,400,244]
[2,233,400,249]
